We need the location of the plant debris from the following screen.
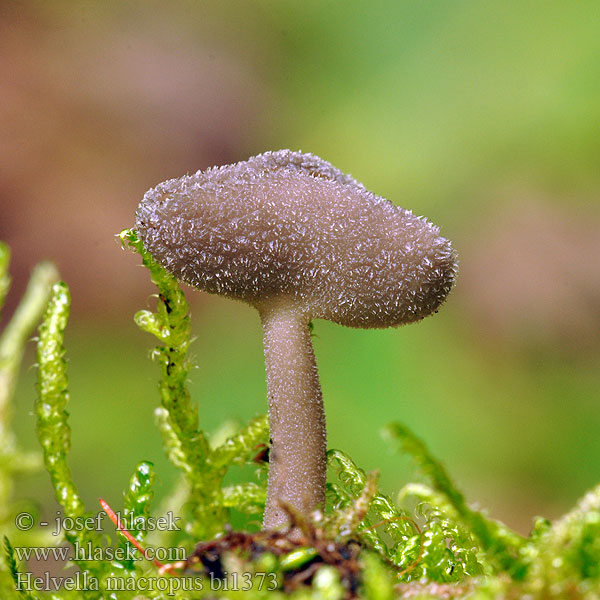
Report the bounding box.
[184,526,363,597]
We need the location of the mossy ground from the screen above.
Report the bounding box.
[1,234,599,599]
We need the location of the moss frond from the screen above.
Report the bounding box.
[35,282,119,591]
[211,414,269,470]
[122,228,268,540]
[35,282,86,524]
[3,537,38,600]
[115,461,155,572]
[383,423,526,577]
[222,483,266,513]
[327,449,413,553]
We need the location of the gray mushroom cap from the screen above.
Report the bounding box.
[136,150,457,328]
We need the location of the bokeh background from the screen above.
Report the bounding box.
[2,1,599,534]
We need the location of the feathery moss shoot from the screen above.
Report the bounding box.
[121,228,269,540]
[36,283,83,521]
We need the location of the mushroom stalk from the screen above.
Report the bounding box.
[259,304,327,530]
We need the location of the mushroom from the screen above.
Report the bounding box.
[135,150,457,531]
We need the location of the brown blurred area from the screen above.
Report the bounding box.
[0,2,268,319]
[1,1,599,360]
[458,194,600,358]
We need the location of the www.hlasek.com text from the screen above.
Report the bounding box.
[13,541,186,564]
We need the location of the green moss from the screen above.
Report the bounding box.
[1,234,600,598]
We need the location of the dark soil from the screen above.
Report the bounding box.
[184,527,363,597]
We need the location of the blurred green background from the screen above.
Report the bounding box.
[1,0,599,535]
